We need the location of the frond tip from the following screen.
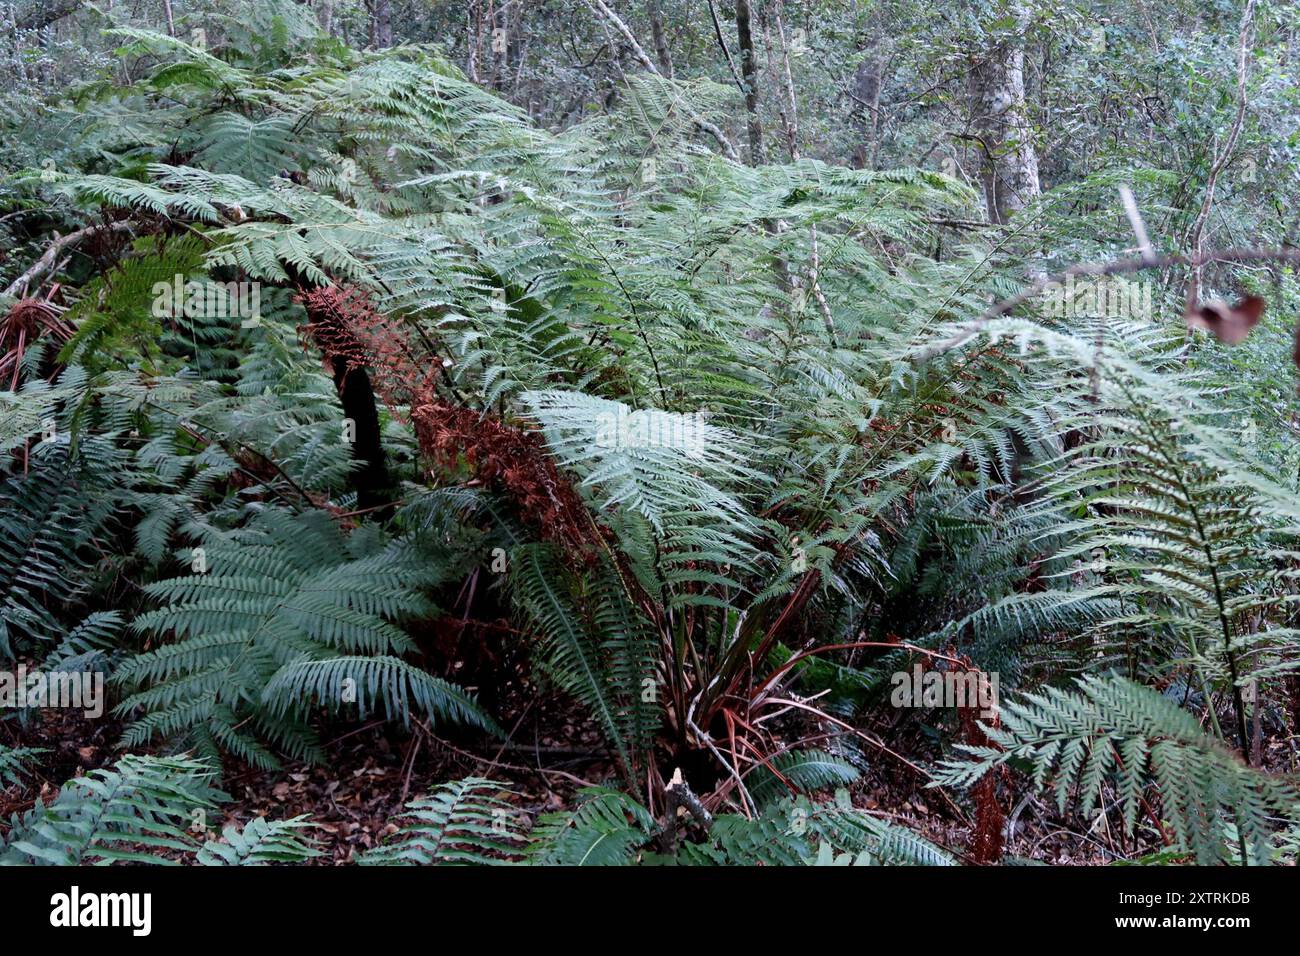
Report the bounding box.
[197,816,321,865]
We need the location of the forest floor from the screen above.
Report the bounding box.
[6,669,1294,865]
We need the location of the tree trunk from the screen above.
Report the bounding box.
[765,3,799,160]
[467,0,481,83]
[370,0,393,49]
[647,0,674,77]
[316,0,335,36]
[735,0,764,165]
[849,34,884,169]
[968,5,1040,224]
[331,359,393,514]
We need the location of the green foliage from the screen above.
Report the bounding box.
[525,786,658,866]
[0,755,222,865]
[261,655,500,733]
[0,438,123,659]
[116,507,491,768]
[748,750,863,808]
[196,815,320,865]
[0,745,47,789]
[0,753,321,867]
[59,236,209,373]
[196,113,302,183]
[508,544,657,785]
[524,389,762,586]
[4,5,1300,870]
[361,778,527,865]
[667,798,955,866]
[372,778,953,867]
[933,676,1300,864]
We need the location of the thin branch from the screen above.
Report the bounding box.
[582,0,658,73]
[1184,0,1256,303]
[912,246,1300,362]
[1118,184,1155,263]
[705,0,745,94]
[580,0,738,161]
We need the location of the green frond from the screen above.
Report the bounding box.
[116,507,480,767]
[0,755,221,866]
[525,787,657,866]
[508,543,655,783]
[361,778,526,865]
[197,816,321,865]
[747,750,863,808]
[933,676,1300,864]
[261,655,499,734]
[0,745,47,789]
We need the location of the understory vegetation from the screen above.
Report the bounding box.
[2,0,1300,867]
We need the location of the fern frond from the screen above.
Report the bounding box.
[932,676,1300,864]
[361,778,525,865]
[197,815,320,865]
[0,755,220,866]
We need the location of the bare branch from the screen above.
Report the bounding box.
[705,0,745,94]
[581,0,659,74]
[912,246,1300,363]
[580,0,738,161]
[2,222,132,300]
[1118,184,1155,263]
[1184,0,1257,301]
